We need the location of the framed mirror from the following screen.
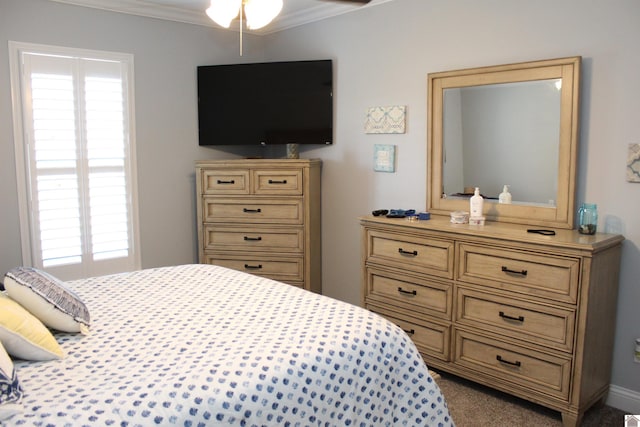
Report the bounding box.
[427,57,581,229]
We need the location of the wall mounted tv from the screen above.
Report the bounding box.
[197,59,333,146]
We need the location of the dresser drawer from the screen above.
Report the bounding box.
[455,287,575,352]
[253,169,303,195]
[201,170,250,194]
[203,254,303,282]
[203,198,303,224]
[366,230,454,279]
[365,267,452,320]
[454,329,571,400]
[367,303,451,362]
[203,225,304,253]
[457,243,580,304]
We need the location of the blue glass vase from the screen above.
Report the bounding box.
[578,203,598,235]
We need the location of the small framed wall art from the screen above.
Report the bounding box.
[374,144,396,172]
[365,105,406,134]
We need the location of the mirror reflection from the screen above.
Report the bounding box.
[442,79,562,206]
[427,56,581,229]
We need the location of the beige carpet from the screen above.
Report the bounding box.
[433,370,626,426]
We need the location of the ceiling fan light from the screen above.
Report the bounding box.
[244,0,283,30]
[206,0,242,28]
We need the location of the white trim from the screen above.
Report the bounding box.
[46,0,395,35]
[608,384,640,414]
[9,41,133,63]
[8,41,141,279]
[8,41,32,266]
[125,50,143,277]
[48,0,216,28]
[266,1,380,35]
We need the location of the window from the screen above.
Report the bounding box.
[9,42,140,280]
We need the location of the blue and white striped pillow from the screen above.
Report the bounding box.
[0,341,23,420]
[4,267,90,334]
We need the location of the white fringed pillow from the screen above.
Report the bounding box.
[4,267,90,334]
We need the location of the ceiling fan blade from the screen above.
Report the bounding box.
[320,0,372,4]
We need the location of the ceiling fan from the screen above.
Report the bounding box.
[207,0,372,54]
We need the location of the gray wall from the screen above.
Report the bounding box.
[263,0,640,406]
[1,0,639,410]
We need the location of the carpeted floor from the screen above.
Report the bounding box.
[433,370,627,426]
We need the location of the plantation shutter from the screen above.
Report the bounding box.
[13,45,140,280]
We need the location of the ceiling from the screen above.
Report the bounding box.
[48,0,392,35]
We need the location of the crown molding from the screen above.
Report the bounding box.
[47,0,393,35]
[264,1,375,35]
[48,0,216,27]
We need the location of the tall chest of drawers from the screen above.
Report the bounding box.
[360,215,623,427]
[197,159,321,293]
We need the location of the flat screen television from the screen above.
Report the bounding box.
[197,60,333,146]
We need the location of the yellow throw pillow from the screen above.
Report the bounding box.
[0,294,63,361]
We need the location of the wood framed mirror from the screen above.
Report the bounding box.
[427,56,581,229]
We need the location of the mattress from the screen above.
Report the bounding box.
[4,264,453,426]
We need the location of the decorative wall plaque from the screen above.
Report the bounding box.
[374,144,396,172]
[627,143,640,183]
[365,105,406,134]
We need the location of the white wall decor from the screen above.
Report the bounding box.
[365,105,406,134]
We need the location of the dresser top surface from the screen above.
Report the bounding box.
[196,158,321,168]
[360,214,624,252]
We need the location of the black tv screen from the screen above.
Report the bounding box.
[198,60,333,146]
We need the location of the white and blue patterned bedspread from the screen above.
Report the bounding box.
[5,264,453,426]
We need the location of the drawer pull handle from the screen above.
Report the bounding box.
[403,329,415,336]
[217,179,235,184]
[501,266,528,276]
[268,179,287,184]
[499,311,525,323]
[496,355,521,367]
[397,287,417,296]
[244,264,263,270]
[244,236,262,241]
[398,248,418,256]
[243,208,262,213]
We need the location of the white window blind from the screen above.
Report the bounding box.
[10,43,140,280]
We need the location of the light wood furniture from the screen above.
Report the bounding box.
[196,159,321,292]
[361,215,623,426]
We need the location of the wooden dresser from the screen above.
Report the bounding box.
[360,215,623,426]
[196,159,321,292]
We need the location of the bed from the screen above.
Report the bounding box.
[1,264,453,426]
